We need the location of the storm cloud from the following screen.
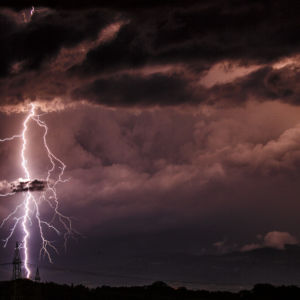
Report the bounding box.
[0,0,300,288]
[0,1,299,108]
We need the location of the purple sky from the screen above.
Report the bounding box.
[0,0,300,289]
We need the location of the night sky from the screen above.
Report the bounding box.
[1,0,300,290]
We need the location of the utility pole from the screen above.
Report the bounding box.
[12,242,22,280]
[34,266,40,282]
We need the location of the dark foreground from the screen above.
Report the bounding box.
[1,280,300,300]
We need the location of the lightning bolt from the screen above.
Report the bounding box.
[0,103,74,278]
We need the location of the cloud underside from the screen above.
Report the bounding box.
[0,1,300,109]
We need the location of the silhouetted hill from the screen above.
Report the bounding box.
[1,280,300,300]
[3,246,300,290]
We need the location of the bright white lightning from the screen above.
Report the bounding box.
[0,103,74,278]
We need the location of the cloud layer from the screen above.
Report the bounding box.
[0,0,300,287]
[0,1,300,110]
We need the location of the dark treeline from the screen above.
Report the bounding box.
[1,280,300,300]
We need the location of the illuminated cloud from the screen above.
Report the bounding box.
[241,231,299,251]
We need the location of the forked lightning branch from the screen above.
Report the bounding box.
[0,103,74,278]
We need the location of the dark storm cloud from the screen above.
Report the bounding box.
[5,0,300,68]
[0,0,196,11]
[72,73,197,107]
[0,8,115,77]
[71,65,300,107]
[71,0,300,76]
[209,66,300,105]
[0,179,46,194]
[11,178,46,193]
[0,1,300,108]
